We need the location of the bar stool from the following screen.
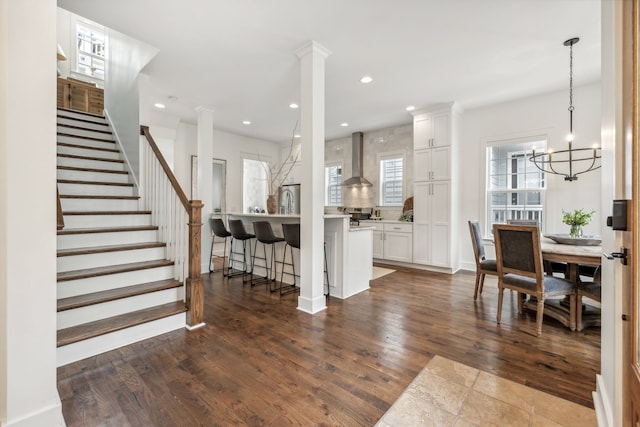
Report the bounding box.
[280,223,330,296]
[228,219,255,282]
[251,221,285,288]
[209,218,232,275]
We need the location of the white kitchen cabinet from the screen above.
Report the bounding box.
[383,223,413,263]
[360,221,412,263]
[372,230,384,259]
[412,181,450,266]
[414,146,451,181]
[413,111,450,149]
[411,103,459,272]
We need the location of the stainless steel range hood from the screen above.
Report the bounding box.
[341,132,372,186]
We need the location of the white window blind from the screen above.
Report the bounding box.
[379,155,403,206]
[325,164,342,206]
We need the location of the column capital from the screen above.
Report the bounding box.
[194,105,215,114]
[295,40,332,60]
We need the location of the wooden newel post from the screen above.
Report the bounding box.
[186,200,205,329]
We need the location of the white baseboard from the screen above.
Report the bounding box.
[593,374,613,427]
[2,400,65,427]
[297,295,327,314]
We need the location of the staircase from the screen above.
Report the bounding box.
[56,108,187,366]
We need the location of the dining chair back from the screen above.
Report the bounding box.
[506,219,568,277]
[493,223,577,336]
[467,221,498,300]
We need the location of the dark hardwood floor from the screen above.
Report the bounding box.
[57,262,600,426]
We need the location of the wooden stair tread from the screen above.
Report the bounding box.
[58,225,158,235]
[57,179,134,187]
[57,279,183,312]
[57,301,186,347]
[57,242,166,257]
[57,259,174,282]
[57,141,118,152]
[57,132,115,143]
[62,210,151,216]
[58,165,128,174]
[57,153,124,164]
[57,123,112,135]
[59,195,139,200]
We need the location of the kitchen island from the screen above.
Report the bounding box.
[223,213,372,299]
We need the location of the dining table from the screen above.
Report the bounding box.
[523,237,603,331]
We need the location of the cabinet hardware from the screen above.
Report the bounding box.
[622,314,629,321]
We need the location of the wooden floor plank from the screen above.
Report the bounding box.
[58,261,600,425]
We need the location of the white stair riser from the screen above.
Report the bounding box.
[57,287,184,329]
[57,169,130,184]
[57,247,166,272]
[57,127,113,141]
[57,229,158,250]
[57,313,185,367]
[63,214,151,229]
[57,156,125,171]
[57,117,109,131]
[57,135,116,150]
[57,110,107,124]
[57,145,121,160]
[59,197,139,211]
[58,182,135,197]
[57,265,175,298]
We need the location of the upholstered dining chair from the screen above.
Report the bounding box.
[467,221,498,300]
[493,223,577,336]
[507,219,568,278]
[577,268,601,331]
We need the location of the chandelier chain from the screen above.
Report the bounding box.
[568,42,574,112]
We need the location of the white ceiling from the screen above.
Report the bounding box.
[58,0,601,144]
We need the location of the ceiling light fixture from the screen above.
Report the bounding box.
[360,75,373,84]
[289,103,299,109]
[405,106,415,112]
[243,120,251,125]
[294,134,301,139]
[529,37,601,181]
[154,103,166,109]
[340,122,349,127]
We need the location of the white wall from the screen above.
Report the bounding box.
[458,82,602,269]
[1,0,65,425]
[105,28,158,183]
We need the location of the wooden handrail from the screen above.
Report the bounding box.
[140,125,190,211]
[57,187,64,230]
[140,125,204,328]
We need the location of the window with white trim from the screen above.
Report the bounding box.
[242,157,269,213]
[378,153,404,206]
[325,162,343,206]
[486,138,546,235]
[75,21,105,80]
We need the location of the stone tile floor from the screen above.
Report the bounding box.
[376,355,597,427]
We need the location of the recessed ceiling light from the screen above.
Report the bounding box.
[294,134,301,138]
[341,122,349,127]
[154,103,166,109]
[243,120,251,125]
[289,103,299,109]
[405,105,415,111]
[360,75,373,84]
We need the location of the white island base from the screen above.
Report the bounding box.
[225,214,373,300]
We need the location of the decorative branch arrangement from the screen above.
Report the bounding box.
[260,121,300,196]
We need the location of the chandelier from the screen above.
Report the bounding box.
[529,37,601,181]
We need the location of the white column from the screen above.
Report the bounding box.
[0,0,65,425]
[296,41,332,314]
[195,106,215,273]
